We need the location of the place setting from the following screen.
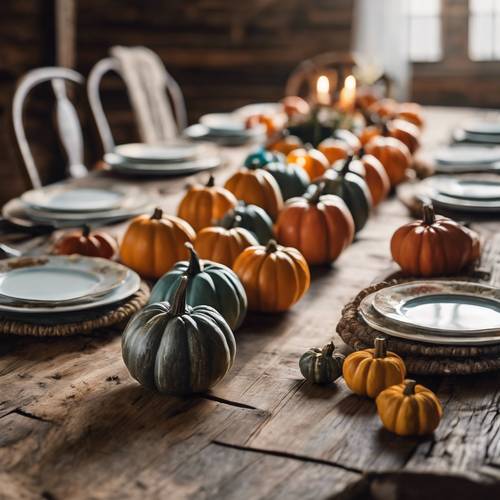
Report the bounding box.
[452,119,500,146]
[104,139,223,176]
[431,145,500,174]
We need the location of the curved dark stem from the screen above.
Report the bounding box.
[305,183,323,204]
[206,175,215,187]
[422,202,436,225]
[358,146,365,158]
[403,379,417,396]
[381,120,390,136]
[340,155,354,175]
[171,276,188,316]
[151,207,163,220]
[322,342,335,357]
[185,242,203,275]
[82,224,91,238]
[265,239,279,253]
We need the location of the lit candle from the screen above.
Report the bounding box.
[338,75,356,113]
[316,75,330,106]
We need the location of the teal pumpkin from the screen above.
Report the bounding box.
[244,147,282,168]
[123,276,236,395]
[149,243,247,330]
[263,161,310,200]
[299,342,345,384]
[219,202,273,245]
[312,156,372,232]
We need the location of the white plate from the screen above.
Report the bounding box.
[114,142,197,163]
[453,129,500,145]
[234,102,283,119]
[199,113,266,136]
[22,186,127,213]
[373,281,500,335]
[463,121,500,135]
[0,266,140,314]
[434,146,500,165]
[183,124,264,146]
[0,256,128,304]
[359,293,500,346]
[436,178,500,201]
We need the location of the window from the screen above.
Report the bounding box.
[469,0,500,60]
[408,0,442,62]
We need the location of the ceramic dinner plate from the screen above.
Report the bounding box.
[114,142,197,163]
[183,124,264,146]
[199,113,266,137]
[21,185,128,213]
[359,292,500,346]
[373,281,500,335]
[0,266,140,315]
[463,121,500,136]
[434,146,500,165]
[435,178,500,201]
[0,256,128,304]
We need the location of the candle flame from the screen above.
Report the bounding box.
[344,75,356,91]
[316,75,330,94]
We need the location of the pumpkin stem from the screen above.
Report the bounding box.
[340,155,354,175]
[422,202,436,225]
[381,121,390,136]
[265,239,279,253]
[171,276,188,316]
[151,207,163,220]
[305,183,323,205]
[358,146,365,158]
[374,336,387,358]
[185,242,203,275]
[403,379,417,396]
[322,342,335,357]
[206,175,215,187]
[82,225,91,238]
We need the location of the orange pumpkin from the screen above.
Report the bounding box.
[177,175,237,232]
[397,102,424,129]
[268,135,303,155]
[120,207,196,279]
[287,148,330,180]
[246,114,278,137]
[233,239,310,312]
[368,98,398,120]
[275,186,354,265]
[364,136,411,187]
[224,167,283,221]
[194,219,258,268]
[54,225,118,259]
[390,203,480,277]
[317,138,350,165]
[360,120,420,154]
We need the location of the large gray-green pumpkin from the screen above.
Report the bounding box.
[263,161,310,200]
[312,156,372,232]
[149,244,247,330]
[219,202,273,245]
[123,276,236,395]
[299,342,345,384]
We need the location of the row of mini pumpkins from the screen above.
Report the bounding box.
[299,337,442,436]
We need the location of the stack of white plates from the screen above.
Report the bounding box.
[184,113,266,146]
[2,182,152,228]
[105,140,222,175]
[453,120,500,145]
[415,176,500,213]
[359,281,500,346]
[0,255,141,323]
[433,145,500,173]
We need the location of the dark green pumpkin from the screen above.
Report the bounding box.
[263,161,310,200]
[219,202,273,245]
[244,148,282,168]
[149,243,247,330]
[123,276,236,396]
[299,342,345,384]
[312,156,372,232]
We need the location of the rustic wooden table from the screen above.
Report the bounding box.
[1,107,500,500]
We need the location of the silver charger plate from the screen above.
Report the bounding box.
[0,265,140,314]
[373,281,500,336]
[114,142,198,164]
[359,292,500,346]
[0,255,128,305]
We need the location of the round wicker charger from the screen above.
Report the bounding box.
[0,281,150,337]
[336,279,500,375]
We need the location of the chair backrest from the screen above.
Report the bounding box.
[87,52,188,154]
[11,67,87,190]
[285,51,355,100]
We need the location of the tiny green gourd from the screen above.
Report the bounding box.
[219,201,274,245]
[149,243,247,330]
[122,276,236,396]
[299,342,345,384]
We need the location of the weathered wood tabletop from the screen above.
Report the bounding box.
[1,107,500,500]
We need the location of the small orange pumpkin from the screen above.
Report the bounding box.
[268,135,303,155]
[194,217,258,268]
[376,379,442,436]
[224,167,283,220]
[233,239,310,312]
[368,98,398,120]
[54,225,118,259]
[177,175,237,232]
[397,102,424,129]
[360,120,420,154]
[390,202,480,277]
[275,186,354,265]
[343,337,406,399]
[287,147,330,180]
[364,136,411,186]
[317,138,350,165]
[120,207,196,279]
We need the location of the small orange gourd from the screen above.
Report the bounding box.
[390,203,480,277]
[317,138,350,165]
[342,337,406,399]
[54,225,118,259]
[376,379,442,436]
[177,175,237,231]
[120,207,196,279]
[233,239,310,312]
[268,135,303,155]
[287,147,330,180]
